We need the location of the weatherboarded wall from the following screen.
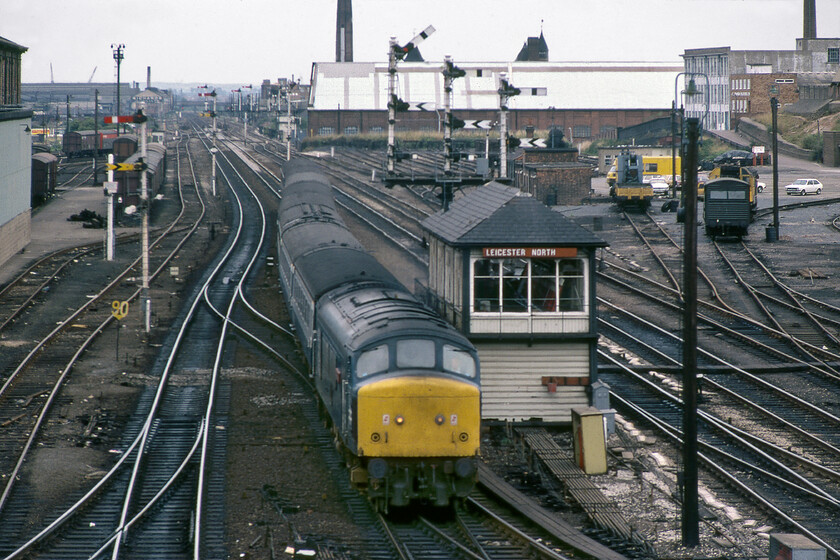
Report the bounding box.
[476,341,590,424]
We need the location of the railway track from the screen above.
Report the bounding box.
[216,131,652,558]
[594,205,840,556]
[0,133,246,559]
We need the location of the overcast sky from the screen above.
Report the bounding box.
[5,0,840,88]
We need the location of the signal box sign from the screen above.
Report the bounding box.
[483,247,577,258]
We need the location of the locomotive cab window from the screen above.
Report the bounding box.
[472,256,585,314]
[396,339,436,369]
[443,344,477,377]
[708,189,746,200]
[357,344,389,378]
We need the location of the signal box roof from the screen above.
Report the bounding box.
[421,182,607,249]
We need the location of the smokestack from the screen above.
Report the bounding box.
[804,0,816,39]
[336,0,353,62]
[146,66,151,89]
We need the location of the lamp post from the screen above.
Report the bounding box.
[673,70,708,550]
[770,85,780,241]
[674,72,709,218]
[671,100,678,197]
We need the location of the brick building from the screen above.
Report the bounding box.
[1,36,26,105]
[511,147,592,205]
[684,39,840,129]
[307,60,681,140]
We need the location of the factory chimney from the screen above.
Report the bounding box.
[335,0,353,62]
[803,0,816,39]
[147,66,151,89]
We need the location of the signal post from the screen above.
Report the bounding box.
[105,109,151,333]
[199,88,218,196]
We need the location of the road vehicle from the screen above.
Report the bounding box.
[785,178,823,195]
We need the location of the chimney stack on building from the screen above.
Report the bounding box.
[147,66,151,89]
[335,0,353,62]
[803,0,817,39]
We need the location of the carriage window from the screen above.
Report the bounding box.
[396,339,436,369]
[357,344,389,378]
[443,344,477,377]
[708,190,728,200]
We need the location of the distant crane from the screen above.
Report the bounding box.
[87,66,97,83]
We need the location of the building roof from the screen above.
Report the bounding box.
[309,60,682,112]
[515,32,549,62]
[422,182,607,248]
[0,36,28,53]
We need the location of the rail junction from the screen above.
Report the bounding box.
[1,115,840,558]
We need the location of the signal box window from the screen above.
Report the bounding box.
[473,260,500,312]
[502,258,528,312]
[472,257,585,313]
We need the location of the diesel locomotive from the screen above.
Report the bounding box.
[610,152,653,208]
[276,162,481,511]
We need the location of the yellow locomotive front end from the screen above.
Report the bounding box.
[354,376,480,509]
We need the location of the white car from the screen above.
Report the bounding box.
[650,181,670,196]
[785,178,823,195]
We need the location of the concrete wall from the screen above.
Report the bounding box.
[0,210,31,267]
[0,111,33,267]
[737,117,819,161]
[824,130,840,167]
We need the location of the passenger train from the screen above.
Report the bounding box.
[276,162,481,511]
